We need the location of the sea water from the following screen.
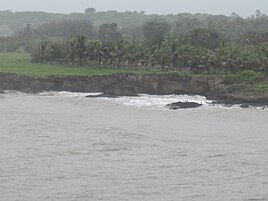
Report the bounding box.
[0,91,267,201]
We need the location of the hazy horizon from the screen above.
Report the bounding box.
[0,0,267,17]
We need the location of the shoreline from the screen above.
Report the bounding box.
[1,72,268,107]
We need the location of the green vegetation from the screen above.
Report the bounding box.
[1,52,268,98]
[1,10,268,101]
[29,35,268,76]
[233,70,263,83]
[1,9,268,80]
[255,81,268,93]
[0,53,161,77]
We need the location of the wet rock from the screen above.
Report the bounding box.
[240,104,250,108]
[166,101,202,110]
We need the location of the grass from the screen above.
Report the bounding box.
[0,52,164,78]
[254,81,268,93]
[233,70,263,83]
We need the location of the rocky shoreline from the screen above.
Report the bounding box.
[1,72,268,107]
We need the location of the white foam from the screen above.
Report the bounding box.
[105,94,212,109]
[3,91,267,110]
[39,91,101,98]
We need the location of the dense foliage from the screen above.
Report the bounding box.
[1,9,268,76]
[30,33,268,75]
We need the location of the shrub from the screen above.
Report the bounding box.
[236,70,261,82]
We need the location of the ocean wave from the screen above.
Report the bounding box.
[2,90,267,110]
[111,94,211,109]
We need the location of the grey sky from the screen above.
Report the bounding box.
[0,0,267,17]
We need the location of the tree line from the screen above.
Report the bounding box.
[32,10,268,42]
[1,9,268,76]
[2,9,268,50]
[31,28,268,75]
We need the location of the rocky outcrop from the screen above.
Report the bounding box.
[214,93,268,106]
[166,102,202,110]
[1,72,268,105]
[136,74,218,95]
[0,72,216,95]
[207,82,268,106]
[0,73,103,93]
[101,74,138,96]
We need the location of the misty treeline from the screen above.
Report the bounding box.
[1,9,268,40]
[1,9,268,74]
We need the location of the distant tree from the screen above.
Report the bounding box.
[142,19,171,45]
[24,24,33,38]
[12,23,35,40]
[121,25,143,41]
[184,28,222,49]
[98,23,122,41]
[37,20,97,39]
[174,17,201,35]
[255,10,262,18]
[85,7,96,14]
[238,31,268,45]
[230,12,240,19]
[74,36,88,66]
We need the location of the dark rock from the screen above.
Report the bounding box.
[240,104,250,108]
[0,88,4,94]
[166,101,202,110]
[239,103,267,109]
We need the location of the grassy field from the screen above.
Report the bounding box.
[1,52,266,83]
[0,53,162,77]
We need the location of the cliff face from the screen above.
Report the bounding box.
[0,73,220,95]
[1,72,268,105]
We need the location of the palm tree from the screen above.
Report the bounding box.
[260,45,268,80]
[75,36,87,66]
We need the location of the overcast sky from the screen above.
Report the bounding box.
[0,0,267,17]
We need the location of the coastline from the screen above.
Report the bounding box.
[1,72,268,106]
